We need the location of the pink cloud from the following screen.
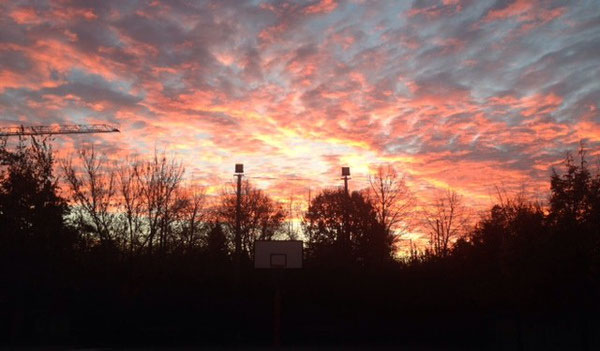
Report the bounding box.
[304,0,338,15]
[9,7,41,24]
[485,0,534,21]
[488,93,563,117]
[484,0,566,33]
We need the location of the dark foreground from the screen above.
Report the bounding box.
[1,261,599,350]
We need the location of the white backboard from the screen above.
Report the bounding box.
[254,240,303,269]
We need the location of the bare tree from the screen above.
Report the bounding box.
[177,185,207,252]
[117,158,145,255]
[368,165,415,237]
[64,148,187,255]
[62,147,118,246]
[494,186,544,223]
[423,189,468,257]
[285,192,303,240]
[136,152,184,254]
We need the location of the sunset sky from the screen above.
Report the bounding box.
[1,0,599,243]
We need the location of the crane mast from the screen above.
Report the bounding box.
[0,124,120,137]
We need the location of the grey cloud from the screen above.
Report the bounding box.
[413,72,472,99]
[115,14,187,47]
[181,110,239,127]
[8,72,144,110]
[0,17,30,45]
[0,50,32,72]
[130,120,147,130]
[69,20,120,53]
[43,82,140,107]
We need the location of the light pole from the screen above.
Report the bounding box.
[234,163,243,282]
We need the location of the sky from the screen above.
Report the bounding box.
[1,0,599,243]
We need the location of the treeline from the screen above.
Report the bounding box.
[61,147,289,260]
[0,136,599,348]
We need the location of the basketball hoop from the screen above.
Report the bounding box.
[255,240,303,269]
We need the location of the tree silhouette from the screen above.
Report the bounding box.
[0,136,76,344]
[218,180,286,261]
[547,147,599,317]
[468,191,546,272]
[62,149,188,256]
[176,186,208,253]
[303,189,393,266]
[117,157,145,256]
[0,136,70,251]
[137,152,185,255]
[205,221,230,266]
[367,164,415,238]
[423,190,468,257]
[549,146,600,233]
[62,146,118,247]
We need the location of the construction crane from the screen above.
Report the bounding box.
[0,124,120,137]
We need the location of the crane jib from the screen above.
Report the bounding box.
[0,124,120,137]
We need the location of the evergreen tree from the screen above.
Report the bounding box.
[548,148,597,230]
[205,221,230,266]
[0,136,70,252]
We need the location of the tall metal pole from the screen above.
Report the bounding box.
[343,176,349,195]
[234,164,244,282]
[341,167,350,196]
[341,167,350,262]
[232,164,244,343]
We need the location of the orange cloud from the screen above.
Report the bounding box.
[10,7,41,24]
